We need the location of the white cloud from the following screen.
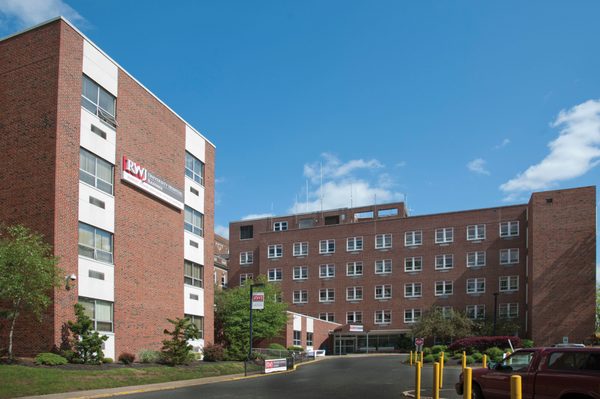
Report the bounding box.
[395,161,407,168]
[0,0,84,27]
[303,153,383,184]
[467,158,490,175]
[500,99,600,194]
[214,224,229,239]
[242,213,274,220]
[494,138,511,149]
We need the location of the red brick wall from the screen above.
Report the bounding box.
[203,143,215,344]
[528,186,596,345]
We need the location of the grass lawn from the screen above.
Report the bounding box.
[0,362,247,399]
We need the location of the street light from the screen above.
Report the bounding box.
[248,282,265,360]
[493,292,499,336]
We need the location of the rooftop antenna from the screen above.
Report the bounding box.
[306,179,309,213]
[320,161,323,212]
[350,182,353,208]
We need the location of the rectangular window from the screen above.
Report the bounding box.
[306,332,313,347]
[375,284,392,300]
[268,268,282,282]
[78,222,113,263]
[185,151,205,186]
[319,288,335,303]
[441,306,453,319]
[500,221,519,238]
[500,248,519,264]
[435,280,453,296]
[404,308,421,323]
[319,312,335,322]
[240,225,253,239]
[404,256,423,272]
[240,251,253,265]
[185,314,204,339]
[346,261,363,276]
[79,148,114,195]
[404,283,422,298]
[240,273,253,285]
[79,297,113,332]
[184,260,203,288]
[319,264,335,278]
[293,290,308,304]
[273,221,288,231]
[435,227,454,244]
[324,215,340,225]
[293,266,308,280]
[298,218,315,229]
[467,224,486,241]
[467,251,486,267]
[346,286,363,301]
[184,206,204,237]
[499,276,519,292]
[375,259,392,274]
[499,303,519,319]
[375,234,392,249]
[347,311,363,324]
[268,244,283,258]
[405,231,423,246]
[81,75,117,127]
[347,236,363,252]
[319,239,335,254]
[467,278,486,294]
[293,242,308,256]
[435,254,454,270]
[466,305,486,320]
[375,310,392,324]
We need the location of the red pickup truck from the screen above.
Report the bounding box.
[455,347,600,399]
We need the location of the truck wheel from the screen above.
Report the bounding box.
[472,385,484,399]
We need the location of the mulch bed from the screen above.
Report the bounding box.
[0,357,222,370]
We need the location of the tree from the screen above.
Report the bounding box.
[0,225,61,360]
[67,304,108,364]
[596,283,600,333]
[411,306,473,343]
[160,317,200,365]
[215,275,288,360]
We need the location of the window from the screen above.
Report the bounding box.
[306,332,314,347]
[324,215,340,225]
[404,283,422,298]
[375,259,392,274]
[273,221,288,231]
[319,264,335,278]
[347,236,363,252]
[375,285,392,300]
[268,268,282,282]
[435,228,454,244]
[293,242,308,256]
[184,206,204,236]
[268,244,283,259]
[547,352,595,371]
[293,266,308,280]
[498,351,534,372]
[467,224,486,241]
[347,311,363,324]
[184,260,203,288]
[346,261,363,276]
[81,75,117,127]
[499,276,519,292]
[467,251,486,267]
[499,303,519,319]
[293,290,308,304]
[240,251,253,265]
[319,313,335,322]
[467,278,486,294]
[319,288,335,302]
[435,280,453,296]
[500,248,519,264]
[346,286,363,301]
[500,221,519,238]
[404,308,421,323]
[375,310,392,324]
[185,151,205,185]
[78,222,113,263]
[298,218,315,229]
[405,231,423,246]
[240,225,253,239]
[466,305,486,320]
[441,306,453,319]
[319,239,335,254]
[435,254,454,270]
[240,273,253,285]
[404,257,423,272]
[79,148,113,194]
[185,314,204,339]
[79,297,113,332]
[375,234,392,249]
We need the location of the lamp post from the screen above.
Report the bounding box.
[248,282,265,360]
[493,292,499,336]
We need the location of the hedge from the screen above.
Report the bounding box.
[448,336,521,352]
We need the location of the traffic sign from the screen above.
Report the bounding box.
[415,338,424,346]
[252,292,265,310]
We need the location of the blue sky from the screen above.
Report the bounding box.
[1,1,599,267]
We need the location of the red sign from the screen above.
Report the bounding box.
[252,292,264,310]
[123,155,148,182]
[415,338,424,346]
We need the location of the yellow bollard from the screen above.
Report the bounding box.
[433,362,440,399]
[462,351,467,369]
[482,354,487,369]
[410,351,413,366]
[463,367,472,399]
[420,351,424,364]
[415,361,422,399]
[511,375,522,399]
[439,352,444,388]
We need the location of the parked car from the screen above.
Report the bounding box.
[455,347,600,399]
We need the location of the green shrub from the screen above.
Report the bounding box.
[432,353,448,364]
[465,355,475,365]
[521,339,534,348]
[423,354,434,363]
[431,345,447,354]
[485,347,504,362]
[452,352,463,359]
[102,357,113,364]
[160,317,200,365]
[472,353,483,362]
[68,304,108,364]
[118,352,135,364]
[422,347,432,355]
[35,352,68,366]
[287,346,303,352]
[138,349,160,363]
[202,344,224,362]
[268,343,287,350]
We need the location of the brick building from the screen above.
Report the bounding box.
[0,18,215,359]
[214,234,229,291]
[229,187,596,352]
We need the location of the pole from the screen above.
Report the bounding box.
[462,351,467,370]
[415,361,422,399]
[493,292,499,336]
[511,375,522,399]
[482,354,487,369]
[433,362,440,399]
[410,351,413,366]
[248,284,254,360]
[439,352,444,388]
[463,367,472,399]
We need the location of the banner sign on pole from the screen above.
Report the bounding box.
[265,358,287,373]
[252,292,265,310]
